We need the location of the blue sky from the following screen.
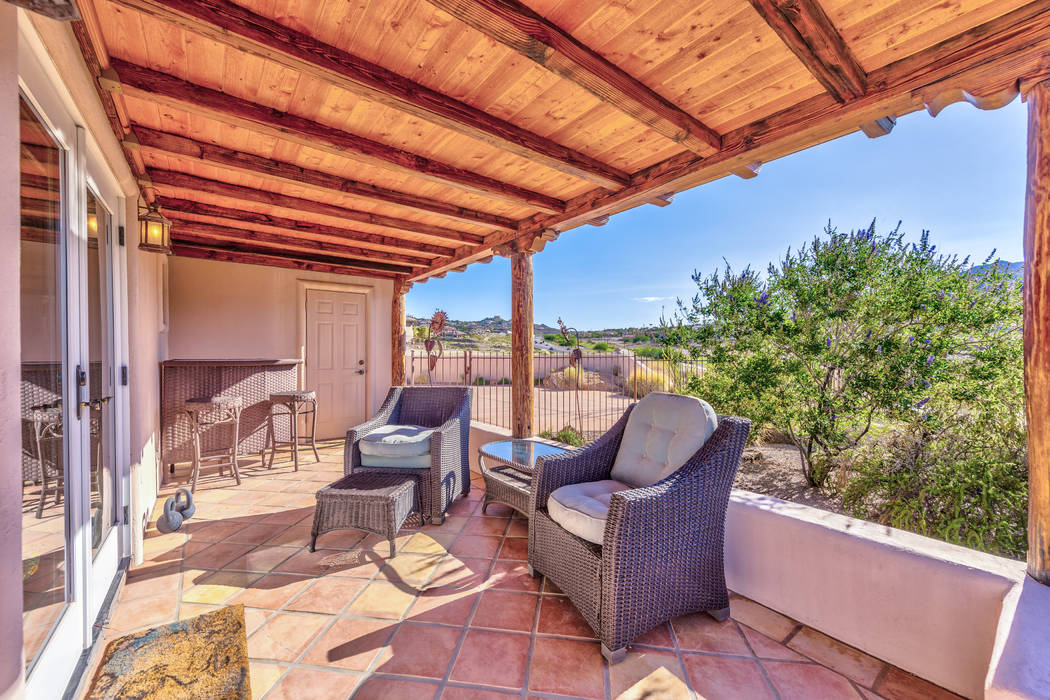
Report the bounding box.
[406,99,1028,330]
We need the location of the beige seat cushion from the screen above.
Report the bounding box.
[548,479,632,545]
[359,424,434,458]
[610,393,718,487]
[360,453,431,469]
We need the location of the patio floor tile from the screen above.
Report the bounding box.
[230,573,314,610]
[181,570,262,604]
[405,587,478,626]
[528,637,606,698]
[471,590,538,632]
[284,576,367,614]
[299,617,393,670]
[464,516,509,536]
[608,648,688,699]
[377,552,444,586]
[496,537,529,561]
[730,595,800,642]
[681,654,776,700]
[226,545,299,573]
[449,629,530,688]
[353,676,439,700]
[247,661,286,699]
[487,560,540,592]
[441,686,519,699]
[788,626,885,687]
[373,622,462,678]
[346,580,417,619]
[450,535,502,559]
[763,659,862,699]
[264,666,360,700]
[741,624,808,661]
[536,593,595,638]
[247,611,331,661]
[106,591,178,633]
[671,612,751,655]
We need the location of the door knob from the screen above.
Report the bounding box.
[356,369,366,375]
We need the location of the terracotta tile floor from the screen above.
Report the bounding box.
[91,440,961,700]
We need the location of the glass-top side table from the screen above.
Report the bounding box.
[478,438,570,517]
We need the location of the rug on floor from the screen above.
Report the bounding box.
[86,603,250,699]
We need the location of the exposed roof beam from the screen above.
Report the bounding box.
[102,59,566,213]
[171,241,401,279]
[746,0,867,102]
[647,193,674,207]
[425,0,721,156]
[415,4,1050,280]
[169,220,431,268]
[129,126,518,232]
[730,162,763,179]
[108,0,630,190]
[156,196,457,258]
[859,116,896,138]
[147,170,487,246]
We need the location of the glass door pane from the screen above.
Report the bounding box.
[19,96,68,675]
[86,191,114,557]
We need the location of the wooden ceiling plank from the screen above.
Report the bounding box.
[147,169,487,245]
[169,219,431,268]
[102,59,566,213]
[172,234,411,273]
[171,241,401,279]
[424,0,722,156]
[746,0,867,102]
[156,195,457,258]
[107,0,630,190]
[129,125,518,231]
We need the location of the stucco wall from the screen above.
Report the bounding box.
[725,490,1026,699]
[1,7,26,698]
[166,256,393,416]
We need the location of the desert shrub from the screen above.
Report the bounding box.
[544,333,577,347]
[414,373,428,385]
[591,341,612,352]
[473,376,489,386]
[631,345,664,360]
[539,426,585,447]
[625,366,671,398]
[497,377,511,385]
[670,222,1022,488]
[544,366,602,390]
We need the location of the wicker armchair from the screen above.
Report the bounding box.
[345,386,471,524]
[528,401,751,663]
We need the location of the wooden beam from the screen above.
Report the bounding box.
[859,117,896,138]
[109,0,629,190]
[8,0,80,20]
[1024,79,1050,586]
[130,126,518,231]
[510,250,534,437]
[169,220,430,268]
[157,196,456,259]
[147,169,486,245]
[392,279,410,386]
[746,0,866,102]
[103,60,565,214]
[730,162,763,179]
[170,239,401,279]
[425,0,721,157]
[647,193,674,207]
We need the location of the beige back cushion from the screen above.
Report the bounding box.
[610,393,718,487]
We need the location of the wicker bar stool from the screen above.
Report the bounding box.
[263,390,320,471]
[184,395,243,492]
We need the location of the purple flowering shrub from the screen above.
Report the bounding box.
[670,222,1023,507]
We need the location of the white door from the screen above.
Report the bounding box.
[306,289,367,439]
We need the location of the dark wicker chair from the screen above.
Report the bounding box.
[345,386,471,524]
[528,403,751,663]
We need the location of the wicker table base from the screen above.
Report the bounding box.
[479,439,569,518]
[311,473,421,557]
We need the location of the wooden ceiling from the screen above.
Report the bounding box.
[68,0,1050,284]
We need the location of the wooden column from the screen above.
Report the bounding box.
[392,279,409,386]
[511,250,535,438]
[1024,79,1050,585]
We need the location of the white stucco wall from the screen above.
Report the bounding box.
[166,256,393,416]
[725,490,1027,699]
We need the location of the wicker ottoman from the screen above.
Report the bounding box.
[310,473,420,557]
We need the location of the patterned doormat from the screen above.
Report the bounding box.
[86,604,250,699]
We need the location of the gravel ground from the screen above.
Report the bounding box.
[734,443,845,514]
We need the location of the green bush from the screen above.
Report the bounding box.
[497,377,511,385]
[631,345,664,359]
[473,376,489,385]
[539,426,585,447]
[590,341,612,352]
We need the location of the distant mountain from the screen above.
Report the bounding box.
[972,261,1022,279]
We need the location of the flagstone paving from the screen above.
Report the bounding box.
[88,440,960,699]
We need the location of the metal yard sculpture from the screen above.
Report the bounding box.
[424,310,447,384]
[558,317,584,433]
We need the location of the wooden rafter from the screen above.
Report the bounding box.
[102,59,566,213]
[171,235,414,274]
[747,0,867,102]
[147,170,487,245]
[108,0,630,191]
[424,0,721,157]
[413,3,1050,281]
[130,126,518,232]
[169,220,431,268]
[156,197,456,259]
[171,241,401,280]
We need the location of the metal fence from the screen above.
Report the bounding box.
[406,350,704,440]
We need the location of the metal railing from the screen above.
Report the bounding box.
[406,350,704,440]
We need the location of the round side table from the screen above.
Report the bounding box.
[478,438,570,518]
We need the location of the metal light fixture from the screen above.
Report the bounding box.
[138,200,171,254]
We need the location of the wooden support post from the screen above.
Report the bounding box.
[511,250,534,438]
[1024,79,1050,585]
[392,279,410,386]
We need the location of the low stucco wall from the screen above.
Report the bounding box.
[725,490,1026,699]
[468,421,513,474]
